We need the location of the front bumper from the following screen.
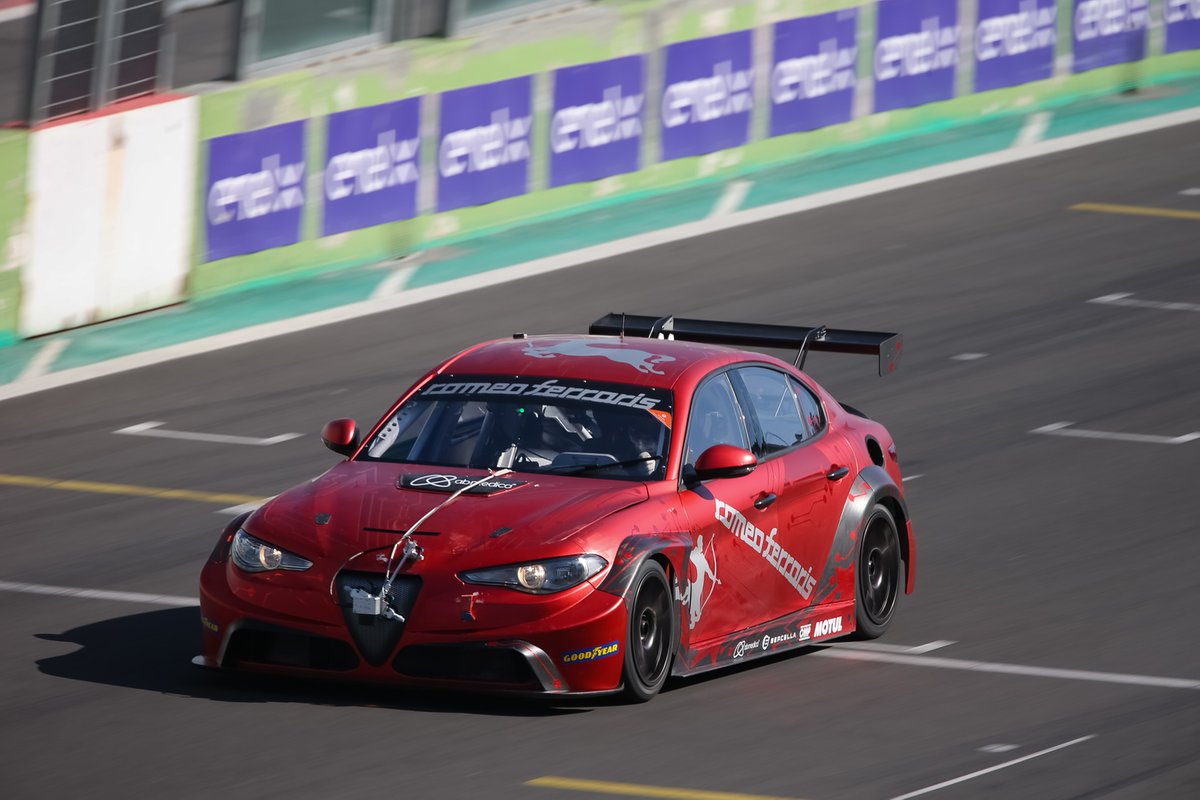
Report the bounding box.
[198,557,629,694]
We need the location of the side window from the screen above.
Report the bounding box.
[684,374,750,467]
[738,367,807,454]
[791,377,826,439]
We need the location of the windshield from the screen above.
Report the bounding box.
[360,375,674,481]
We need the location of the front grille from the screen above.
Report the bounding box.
[393,644,539,687]
[224,623,358,671]
[335,571,422,666]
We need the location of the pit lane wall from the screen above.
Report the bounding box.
[7,0,1200,339]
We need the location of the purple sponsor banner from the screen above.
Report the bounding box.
[437,76,532,213]
[205,121,306,262]
[550,56,644,188]
[661,30,753,161]
[974,0,1057,92]
[322,99,420,236]
[874,0,960,113]
[1072,0,1148,73]
[770,10,858,137]
[1165,0,1200,53]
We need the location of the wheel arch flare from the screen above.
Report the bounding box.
[812,465,914,607]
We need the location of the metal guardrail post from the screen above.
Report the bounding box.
[92,0,118,107]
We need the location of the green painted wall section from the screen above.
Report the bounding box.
[0,130,27,346]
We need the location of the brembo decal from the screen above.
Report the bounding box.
[399,473,527,494]
[562,640,620,664]
[714,499,816,598]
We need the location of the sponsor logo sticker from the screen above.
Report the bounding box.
[813,616,844,637]
[563,640,620,664]
[974,0,1057,92]
[1072,0,1148,72]
[714,499,816,598]
[399,473,528,494]
[421,377,666,411]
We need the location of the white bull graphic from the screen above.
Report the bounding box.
[523,340,676,375]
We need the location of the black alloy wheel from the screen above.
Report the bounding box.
[621,560,675,702]
[854,504,901,639]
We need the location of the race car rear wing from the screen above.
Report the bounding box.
[588,313,902,376]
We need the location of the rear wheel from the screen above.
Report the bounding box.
[620,560,675,702]
[854,504,901,639]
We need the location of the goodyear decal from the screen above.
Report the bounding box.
[201,616,220,634]
[562,640,620,664]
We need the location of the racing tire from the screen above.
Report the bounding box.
[854,504,901,639]
[620,560,675,702]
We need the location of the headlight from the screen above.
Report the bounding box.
[230,529,312,573]
[461,554,607,594]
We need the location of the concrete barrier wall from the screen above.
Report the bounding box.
[22,97,198,337]
[3,0,1200,340]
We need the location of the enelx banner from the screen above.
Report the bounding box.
[874,0,960,113]
[437,76,533,212]
[770,9,858,137]
[1071,0,1148,73]
[323,99,420,236]
[661,30,754,161]
[1165,0,1200,54]
[974,0,1057,92]
[205,121,306,261]
[550,56,645,188]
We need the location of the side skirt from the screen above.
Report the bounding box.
[672,600,856,678]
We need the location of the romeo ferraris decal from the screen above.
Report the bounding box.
[714,499,816,599]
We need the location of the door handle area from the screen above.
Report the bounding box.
[826,466,850,481]
[754,492,777,510]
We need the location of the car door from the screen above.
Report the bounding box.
[677,371,782,643]
[732,366,851,613]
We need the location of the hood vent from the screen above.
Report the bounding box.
[363,527,440,537]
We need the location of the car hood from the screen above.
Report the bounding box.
[245,461,648,571]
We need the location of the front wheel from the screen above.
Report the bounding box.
[854,504,901,639]
[620,560,675,702]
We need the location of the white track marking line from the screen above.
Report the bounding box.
[114,421,303,446]
[1014,112,1051,147]
[978,744,1019,754]
[3,106,1200,404]
[831,640,954,655]
[216,500,268,515]
[1181,188,1200,196]
[813,647,1200,690]
[951,352,987,361]
[1089,292,1200,313]
[16,339,69,381]
[0,579,198,607]
[370,264,420,299]
[710,180,752,217]
[903,474,924,482]
[1031,421,1200,445]
[888,736,1094,800]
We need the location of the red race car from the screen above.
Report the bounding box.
[197,314,914,701]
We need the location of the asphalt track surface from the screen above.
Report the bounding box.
[2,121,1199,799]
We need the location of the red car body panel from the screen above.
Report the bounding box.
[198,332,914,695]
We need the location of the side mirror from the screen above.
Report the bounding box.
[691,444,757,483]
[321,418,360,457]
